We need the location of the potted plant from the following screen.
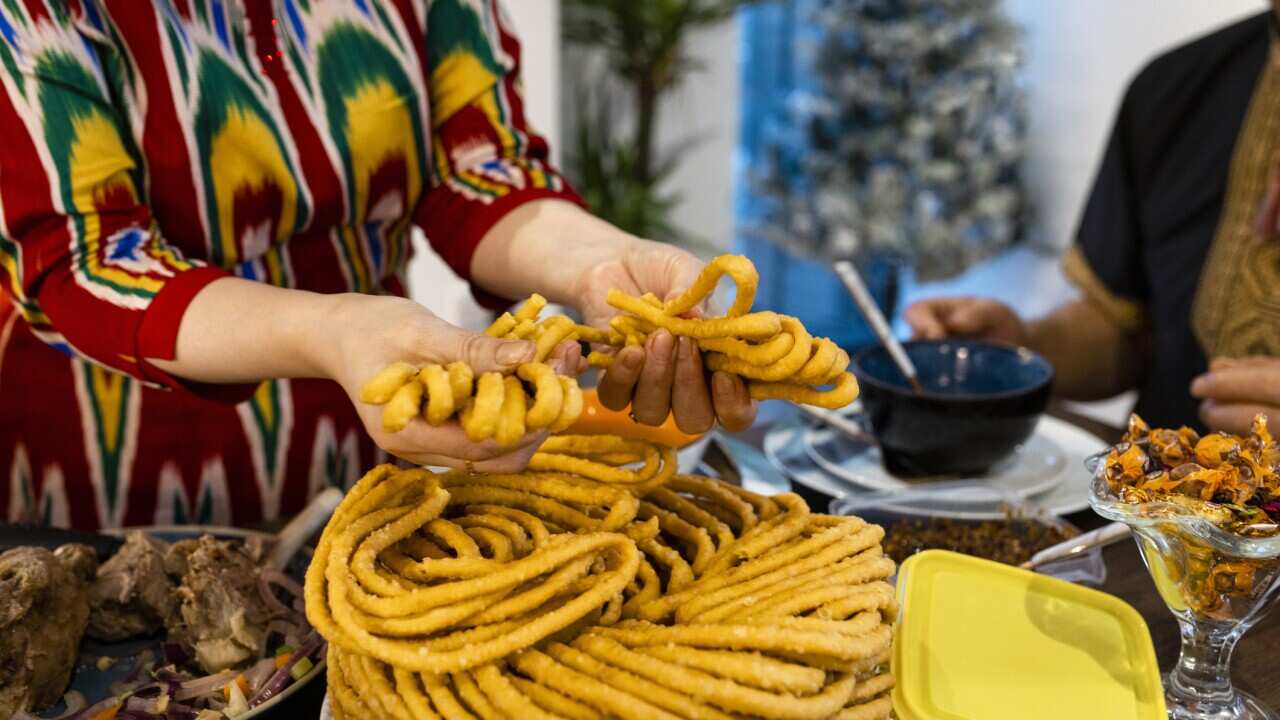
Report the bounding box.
[561,0,754,247]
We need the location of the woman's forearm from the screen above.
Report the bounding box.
[1026,299,1142,401]
[470,199,639,305]
[148,278,342,383]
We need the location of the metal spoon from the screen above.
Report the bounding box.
[832,260,924,394]
[267,487,344,571]
[1019,521,1131,571]
[798,404,871,445]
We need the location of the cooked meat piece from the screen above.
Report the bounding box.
[55,543,98,582]
[0,545,96,718]
[87,530,175,642]
[242,535,270,565]
[165,535,272,673]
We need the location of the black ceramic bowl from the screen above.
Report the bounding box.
[850,339,1054,477]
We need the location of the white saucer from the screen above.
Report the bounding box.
[802,424,1066,498]
[764,414,1106,518]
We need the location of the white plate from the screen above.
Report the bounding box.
[676,434,712,474]
[764,414,1106,518]
[802,424,1067,498]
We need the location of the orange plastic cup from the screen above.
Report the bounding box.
[567,388,704,448]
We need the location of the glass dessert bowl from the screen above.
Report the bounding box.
[1089,416,1280,720]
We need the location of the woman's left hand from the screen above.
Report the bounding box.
[1191,356,1280,434]
[574,240,757,434]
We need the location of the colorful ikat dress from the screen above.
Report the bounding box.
[0,0,582,529]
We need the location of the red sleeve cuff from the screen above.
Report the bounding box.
[135,266,260,404]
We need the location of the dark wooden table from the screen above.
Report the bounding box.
[272,406,1280,718]
[1049,405,1280,707]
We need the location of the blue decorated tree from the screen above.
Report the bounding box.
[746,0,1028,280]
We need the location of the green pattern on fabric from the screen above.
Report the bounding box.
[1,0,24,20]
[323,443,348,490]
[193,47,308,263]
[248,381,284,488]
[166,23,190,95]
[104,19,135,97]
[424,0,503,76]
[0,33,22,93]
[36,50,157,300]
[78,363,132,521]
[372,1,404,54]
[285,40,311,95]
[315,21,426,220]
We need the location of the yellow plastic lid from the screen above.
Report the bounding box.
[893,550,1166,720]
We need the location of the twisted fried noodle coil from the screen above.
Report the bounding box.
[358,295,584,446]
[312,437,895,719]
[583,254,860,412]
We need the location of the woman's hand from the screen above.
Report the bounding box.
[327,293,582,471]
[904,297,1029,345]
[1192,357,1280,434]
[573,241,757,434]
[469,200,755,433]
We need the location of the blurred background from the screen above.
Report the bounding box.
[408,0,1263,425]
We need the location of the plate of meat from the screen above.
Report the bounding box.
[0,522,328,720]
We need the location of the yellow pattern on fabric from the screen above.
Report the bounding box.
[429,51,498,128]
[1191,42,1280,357]
[344,79,421,223]
[89,365,127,455]
[253,380,276,429]
[209,106,299,265]
[69,112,163,294]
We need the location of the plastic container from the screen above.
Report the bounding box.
[831,480,1106,585]
[893,550,1166,720]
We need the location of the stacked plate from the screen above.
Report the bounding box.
[762,402,1108,519]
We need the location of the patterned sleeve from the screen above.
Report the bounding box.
[0,4,234,393]
[414,0,584,300]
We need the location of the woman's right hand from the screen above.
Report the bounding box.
[325,293,582,472]
[904,297,1029,345]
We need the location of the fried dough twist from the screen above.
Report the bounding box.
[584,255,860,410]
[312,436,894,720]
[358,295,583,445]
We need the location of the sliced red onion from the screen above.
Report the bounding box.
[258,569,305,619]
[247,632,322,707]
[109,679,146,696]
[263,618,299,647]
[125,696,156,713]
[261,568,304,598]
[129,683,164,699]
[243,657,277,693]
[114,711,162,720]
[173,670,236,701]
[257,576,291,617]
[160,642,189,666]
[164,702,197,720]
[66,696,121,720]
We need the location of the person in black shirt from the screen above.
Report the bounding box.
[907,8,1280,434]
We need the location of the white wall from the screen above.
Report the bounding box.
[661,20,741,250]
[406,0,561,328]
[1005,0,1262,249]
